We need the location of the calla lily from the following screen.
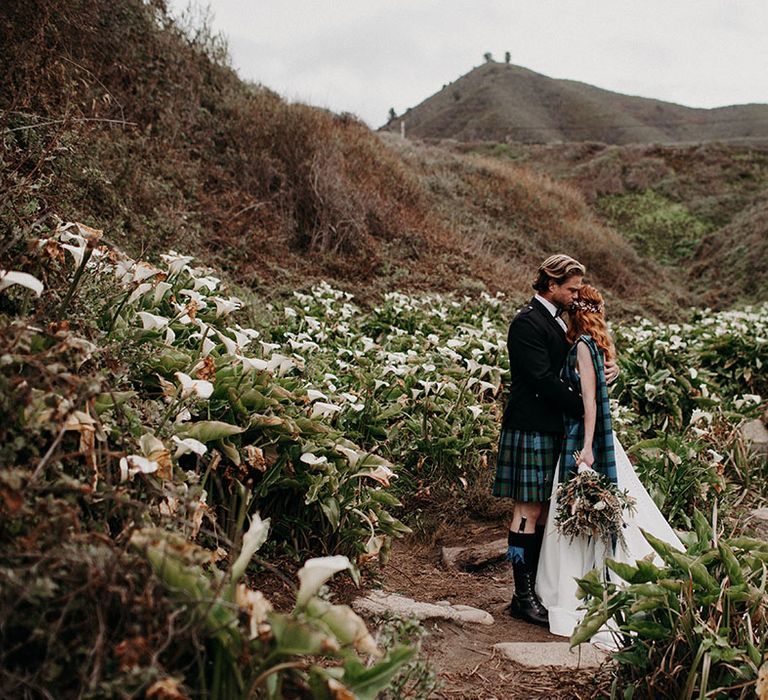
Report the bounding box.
[300,452,328,466]
[179,288,208,308]
[172,435,208,457]
[228,327,252,348]
[174,371,214,399]
[296,555,351,608]
[119,455,159,481]
[267,353,296,376]
[341,448,366,471]
[0,270,44,296]
[231,513,271,582]
[175,408,192,424]
[192,275,220,292]
[468,405,483,419]
[61,243,87,267]
[153,281,172,305]
[311,401,342,419]
[132,262,162,282]
[128,282,153,303]
[137,311,170,330]
[365,464,395,487]
[237,355,269,373]
[306,389,328,402]
[161,251,194,275]
[216,330,239,356]
[213,296,242,316]
[114,259,135,284]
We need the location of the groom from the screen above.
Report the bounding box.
[493,254,618,626]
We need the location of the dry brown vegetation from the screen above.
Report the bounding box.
[464,140,768,306]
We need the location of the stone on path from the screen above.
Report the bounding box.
[353,590,494,625]
[749,507,768,540]
[494,641,608,669]
[741,419,768,460]
[441,537,508,571]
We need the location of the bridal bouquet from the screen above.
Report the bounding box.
[555,454,636,549]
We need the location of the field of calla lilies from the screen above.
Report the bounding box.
[1,220,767,698]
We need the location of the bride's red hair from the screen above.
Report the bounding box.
[567,285,615,360]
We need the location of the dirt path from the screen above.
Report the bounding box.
[373,521,612,699]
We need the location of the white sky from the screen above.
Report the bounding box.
[169,1,768,128]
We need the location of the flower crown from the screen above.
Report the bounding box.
[570,299,603,313]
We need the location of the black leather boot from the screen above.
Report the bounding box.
[509,563,549,627]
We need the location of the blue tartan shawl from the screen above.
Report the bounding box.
[560,335,617,484]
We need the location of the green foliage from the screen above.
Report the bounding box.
[613,309,767,526]
[2,210,767,696]
[573,518,768,699]
[597,190,712,264]
[374,616,440,699]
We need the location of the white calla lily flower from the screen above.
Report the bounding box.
[231,513,271,582]
[172,435,208,457]
[193,275,220,292]
[0,270,44,296]
[306,389,328,402]
[137,311,170,330]
[174,371,214,399]
[161,251,194,275]
[311,401,342,419]
[213,296,242,316]
[300,452,328,466]
[132,262,162,282]
[61,243,87,267]
[296,555,351,608]
[128,282,153,303]
[119,455,159,481]
[237,355,269,373]
[153,281,172,305]
[216,330,239,356]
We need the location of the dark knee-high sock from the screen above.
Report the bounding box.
[507,530,537,568]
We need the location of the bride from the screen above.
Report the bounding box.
[535,284,683,640]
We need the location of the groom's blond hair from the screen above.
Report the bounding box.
[532,254,585,292]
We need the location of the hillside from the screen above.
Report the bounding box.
[1,0,682,318]
[382,62,768,145]
[461,140,768,306]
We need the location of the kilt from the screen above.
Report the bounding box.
[492,427,563,502]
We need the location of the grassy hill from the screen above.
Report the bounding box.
[1,0,685,318]
[462,140,768,306]
[382,62,768,145]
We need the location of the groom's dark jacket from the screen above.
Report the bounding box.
[502,297,584,433]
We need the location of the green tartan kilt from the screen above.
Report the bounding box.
[492,427,563,502]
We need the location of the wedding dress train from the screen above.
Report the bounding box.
[535,433,684,641]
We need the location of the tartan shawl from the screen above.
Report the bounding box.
[560,335,617,484]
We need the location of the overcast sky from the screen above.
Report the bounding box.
[169,1,768,129]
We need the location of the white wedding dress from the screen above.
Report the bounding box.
[536,433,683,643]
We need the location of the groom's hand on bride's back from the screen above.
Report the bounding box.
[604,359,620,385]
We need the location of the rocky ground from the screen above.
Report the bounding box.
[355,522,615,699]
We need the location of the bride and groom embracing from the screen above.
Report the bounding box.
[492,254,682,638]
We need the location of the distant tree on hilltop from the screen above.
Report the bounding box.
[483,51,493,63]
[504,51,511,64]
[388,107,397,122]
